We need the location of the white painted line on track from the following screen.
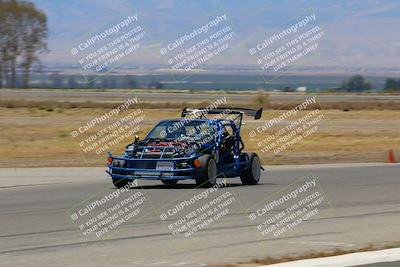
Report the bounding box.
[260,247,400,267]
[147,261,169,265]
[264,163,400,171]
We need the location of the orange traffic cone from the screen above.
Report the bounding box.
[388,149,396,163]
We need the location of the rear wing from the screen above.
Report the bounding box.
[181,107,263,120]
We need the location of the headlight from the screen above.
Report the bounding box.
[112,159,125,167]
[180,162,188,168]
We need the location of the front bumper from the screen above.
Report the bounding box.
[106,153,200,180]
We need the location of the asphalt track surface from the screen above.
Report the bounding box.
[0,163,399,267]
[2,89,400,103]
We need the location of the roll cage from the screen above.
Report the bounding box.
[181,106,262,132]
[181,107,263,166]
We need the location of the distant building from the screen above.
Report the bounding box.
[296,86,307,92]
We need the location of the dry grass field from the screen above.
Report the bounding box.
[1,104,399,168]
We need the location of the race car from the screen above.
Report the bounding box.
[106,107,264,188]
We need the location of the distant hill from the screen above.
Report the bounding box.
[33,0,400,69]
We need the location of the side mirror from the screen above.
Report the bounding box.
[134,135,140,143]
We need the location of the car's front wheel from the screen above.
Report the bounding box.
[240,153,261,185]
[196,154,217,188]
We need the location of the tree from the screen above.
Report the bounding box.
[155,81,163,89]
[147,80,163,89]
[125,75,137,89]
[384,78,400,92]
[20,2,48,88]
[341,75,372,92]
[0,0,48,88]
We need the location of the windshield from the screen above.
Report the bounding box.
[146,120,216,141]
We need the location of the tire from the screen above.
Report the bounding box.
[161,180,178,185]
[112,178,130,189]
[240,153,261,185]
[196,154,218,188]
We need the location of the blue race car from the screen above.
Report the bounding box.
[106,107,263,188]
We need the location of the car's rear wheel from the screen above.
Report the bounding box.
[240,153,261,185]
[196,154,217,188]
[112,178,130,188]
[161,180,178,185]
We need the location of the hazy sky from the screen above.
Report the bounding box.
[32,0,400,68]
